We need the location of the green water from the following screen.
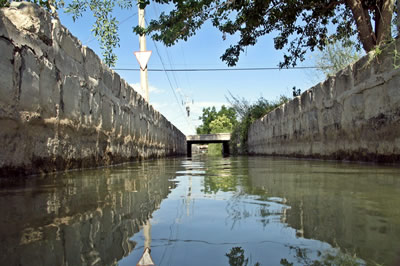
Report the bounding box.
[0,156,399,266]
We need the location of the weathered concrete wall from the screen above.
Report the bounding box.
[248,39,400,163]
[0,2,186,176]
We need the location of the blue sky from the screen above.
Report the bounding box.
[58,2,325,135]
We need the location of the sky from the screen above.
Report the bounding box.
[58,2,326,135]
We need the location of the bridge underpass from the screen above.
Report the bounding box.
[186,133,231,157]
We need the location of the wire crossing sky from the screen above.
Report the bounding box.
[113,66,328,72]
[58,3,327,135]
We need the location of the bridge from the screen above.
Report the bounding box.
[186,133,231,156]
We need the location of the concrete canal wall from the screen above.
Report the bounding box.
[0,2,186,176]
[248,38,400,163]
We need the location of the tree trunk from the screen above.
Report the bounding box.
[345,0,376,52]
[376,0,395,45]
[397,0,400,37]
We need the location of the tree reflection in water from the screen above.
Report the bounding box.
[280,246,365,266]
[224,245,365,266]
[226,246,260,266]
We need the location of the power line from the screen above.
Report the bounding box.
[145,14,195,132]
[113,66,328,72]
[147,15,181,92]
[144,16,193,129]
[149,33,194,131]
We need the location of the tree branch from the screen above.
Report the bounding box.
[376,0,395,44]
[345,0,376,51]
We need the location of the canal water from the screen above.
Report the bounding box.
[0,156,399,266]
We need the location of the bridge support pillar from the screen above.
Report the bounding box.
[222,142,230,156]
[187,143,192,157]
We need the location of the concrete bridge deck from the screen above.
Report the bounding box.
[186,133,231,156]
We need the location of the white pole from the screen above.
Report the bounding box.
[143,220,152,248]
[138,5,149,102]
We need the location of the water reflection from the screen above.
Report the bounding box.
[0,159,181,266]
[1,156,400,266]
[123,156,399,266]
[245,158,400,265]
[226,246,260,266]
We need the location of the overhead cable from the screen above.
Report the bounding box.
[150,33,194,130]
[113,66,329,72]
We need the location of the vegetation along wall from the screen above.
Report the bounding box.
[0,2,186,176]
[248,38,400,163]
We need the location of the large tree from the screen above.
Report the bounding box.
[146,0,396,68]
[2,0,396,67]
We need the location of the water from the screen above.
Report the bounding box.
[0,156,399,266]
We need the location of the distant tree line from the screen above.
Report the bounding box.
[196,94,290,155]
[196,105,236,135]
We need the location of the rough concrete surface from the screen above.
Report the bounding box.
[0,2,186,177]
[248,38,400,163]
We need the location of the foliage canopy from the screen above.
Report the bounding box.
[195,105,236,155]
[196,105,236,134]
[64,0,135,66]
[146,0,396,68]
[2,0,395,67]
[209,114,233,133]
[3,0,397,68]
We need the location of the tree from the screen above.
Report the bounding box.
[146,0,396,68]
[195,105,236,155]
[315,40,362,77]
[209,114,233,133]
[64,0,134,66]
[196,106,218,134]
[227,94,289,154]
[3,1,395,68]
[196,105,236,134]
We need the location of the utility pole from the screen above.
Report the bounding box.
[138,5,149,102]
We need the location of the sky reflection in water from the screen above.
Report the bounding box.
[0,156,399,266]
[119,156,400,266]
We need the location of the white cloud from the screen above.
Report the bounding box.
[129,83,164,98]
[140,98,231,135]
